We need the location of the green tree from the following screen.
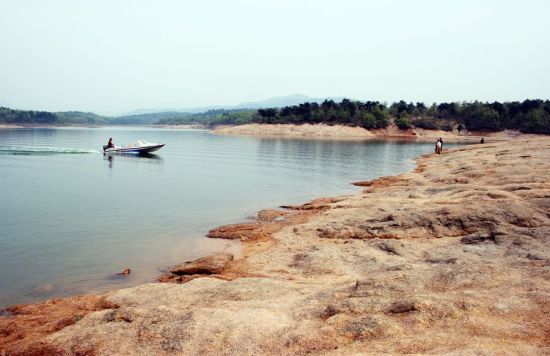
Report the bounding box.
[362,113,377,129]
[395,117,411,129]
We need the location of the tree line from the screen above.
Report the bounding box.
[0,107,109,125]
[2,99,550,134]
[0,107,255,126]
[155,109,256,126]
[254,99,550,134]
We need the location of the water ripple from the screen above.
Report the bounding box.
[0,145,100,154]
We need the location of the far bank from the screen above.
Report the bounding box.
[213,123,541,142]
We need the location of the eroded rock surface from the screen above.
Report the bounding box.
[206,201,333,242]
[158,253,235,284]
[2,138,550,355]
[0,295,116,355]
[170,253,233,275]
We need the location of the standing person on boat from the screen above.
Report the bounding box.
[107,138,114,148]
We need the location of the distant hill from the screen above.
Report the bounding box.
[120,94,347,116]
[235,94,346,109]
[0,106,254,126]
[0,107,110,125]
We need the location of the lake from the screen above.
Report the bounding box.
[0,127,456,306]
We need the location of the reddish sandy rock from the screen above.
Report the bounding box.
[116,268,131,276]
[169,253,234,275]
[281,197,342,211]
[209,198,339,242]
[352,176,408,191]
[0,295,116,354]
[256,209,288,222]
[207,223,268,241]
[158,274,197,284]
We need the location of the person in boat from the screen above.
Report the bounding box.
[107,138,114,148]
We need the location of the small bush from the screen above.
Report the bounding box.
[395,117,411,129]
[440,122,454,132]
[362,113,376,129]
[414,118,438,130]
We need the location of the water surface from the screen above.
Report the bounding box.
[0,127,457,306]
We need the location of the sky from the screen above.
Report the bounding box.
[0,0,549,115]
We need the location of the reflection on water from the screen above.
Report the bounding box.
[0,127,461,307]
[104,152,163,168]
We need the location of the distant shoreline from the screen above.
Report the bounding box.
[0,123,104,129]
[0,123,209,130]
[0,124,24,129]
[213,123,542,143]
[3,123,546,143]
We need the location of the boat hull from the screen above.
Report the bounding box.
[103,144,165,154]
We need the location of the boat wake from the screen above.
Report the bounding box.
[0,145,100,154]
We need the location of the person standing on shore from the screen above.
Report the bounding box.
[480,137,485,144]
[435,139,442,154]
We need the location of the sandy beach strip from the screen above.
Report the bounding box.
[214,123,540,143]
[0,124,23,129]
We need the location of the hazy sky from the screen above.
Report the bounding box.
[1,0,549,115]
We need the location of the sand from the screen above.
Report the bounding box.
[214,123,376,139]
[0,124,22,129]
[1,137,549,355]
[214,123,540,143]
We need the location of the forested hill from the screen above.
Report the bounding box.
[1,99,550,134]
[0,107,255,126]
[0,108,111,125]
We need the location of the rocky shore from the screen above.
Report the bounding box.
[1,137,549,355]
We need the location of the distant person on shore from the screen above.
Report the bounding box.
[480,137,485,144]
[435,139,442,154]
[439,138,443,150]
[107,138,114,148]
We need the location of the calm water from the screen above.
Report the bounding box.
[0,127,456,306]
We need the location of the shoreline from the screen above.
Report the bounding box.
[0,124,24,129]
[1,137,550,354]
[0,123,105,130]
[213,123,539,143]
[0,124,208,130]
[2,122,544,144]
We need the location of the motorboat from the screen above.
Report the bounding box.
[103,140,165,154]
